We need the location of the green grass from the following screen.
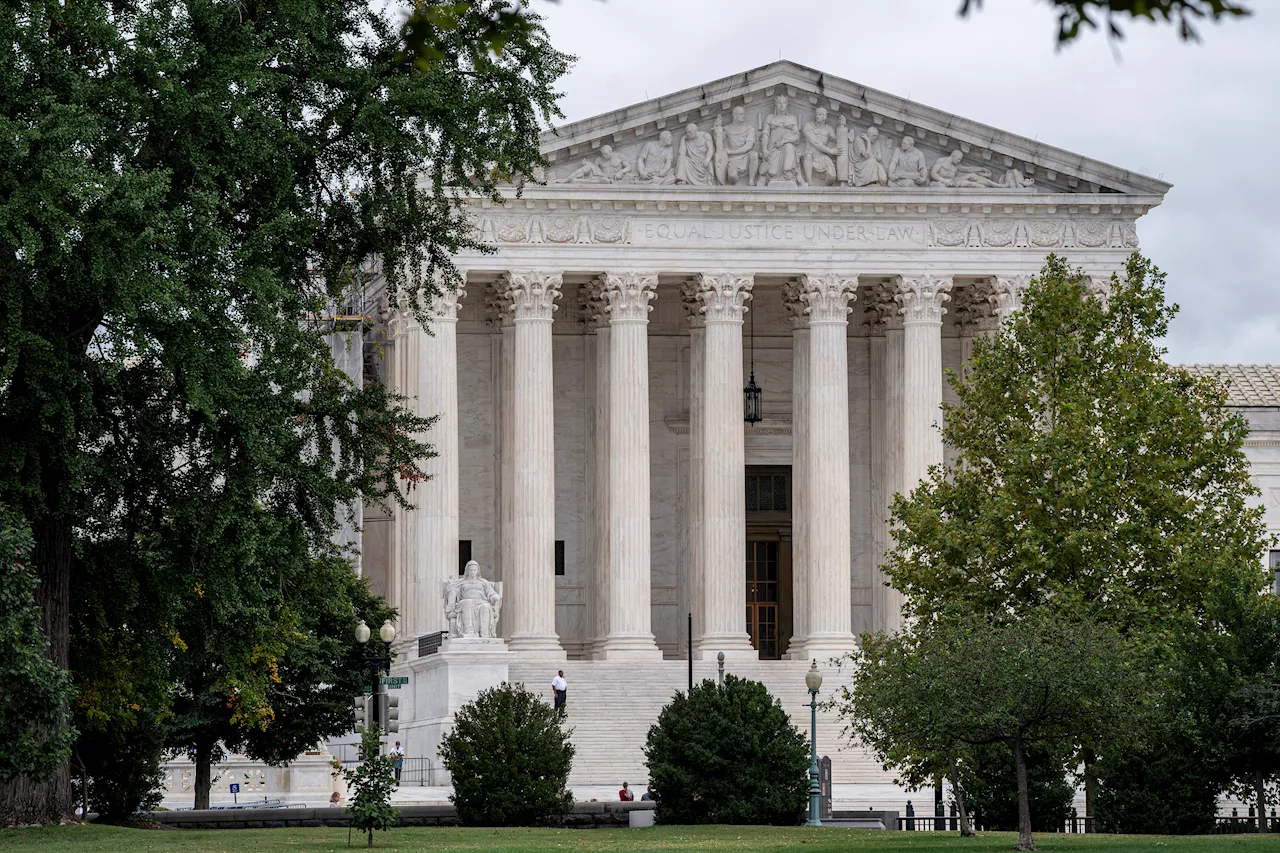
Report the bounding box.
[2,825,1280,853]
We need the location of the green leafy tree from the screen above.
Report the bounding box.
[958,0,1250,42]
[439,682,574,827]
[1093,720,1223,834]
[1,0,568,823]
[961,742,1074,834]
[645,674,809,826]
[0,510,74,789]
[343,724,400,847]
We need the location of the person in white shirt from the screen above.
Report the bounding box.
[389,741,405,783]
[551,670,567,711]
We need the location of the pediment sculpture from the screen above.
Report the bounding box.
[443,560,503,639]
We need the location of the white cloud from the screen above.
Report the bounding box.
[538,0,1279,364]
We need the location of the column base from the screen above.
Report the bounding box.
[799,633,859,662]
[598,632,663,661]
[507,632,567,660]
[694,634,757,661]
[784,636,809,660]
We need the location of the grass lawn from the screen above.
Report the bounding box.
[2,825,1279,853]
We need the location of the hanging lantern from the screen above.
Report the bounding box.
[744,304,762,424]
[744,370,763,424]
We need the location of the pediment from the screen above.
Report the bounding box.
[536,61,1169,197]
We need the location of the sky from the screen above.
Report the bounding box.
[535,0,1279,366]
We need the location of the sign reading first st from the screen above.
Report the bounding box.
[380,676,408,688]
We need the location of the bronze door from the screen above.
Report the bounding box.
[745,540,781,659]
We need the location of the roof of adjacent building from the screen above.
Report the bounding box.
[1181,364,1280,407]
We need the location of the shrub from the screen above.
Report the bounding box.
[961,742,1074,832]
[1094,730,1222,835]
[644,674,808,825]
[343,725,400,843]
[439,682,573,826]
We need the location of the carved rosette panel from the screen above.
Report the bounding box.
[679,278,706,329]
[506,271,563,321]
[602,272,658,322]
[694,274,754,324]
[798,273,858,323]
[993,275,1031,321]
[781,279,809,330]
[481,215,632,246]
[896,275,952,324]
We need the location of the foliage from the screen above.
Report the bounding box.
[1,0,569,821]
[0,509,74,785]
[887,254,1270,633]
[440,682,574,827]
[958,0,1251,42]
[1094,724,1222,835]
[342,725,400,843]
[961,742,1074,833]
[645,675,808,826]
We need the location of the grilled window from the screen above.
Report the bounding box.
[745,470,790,513]
[555,540,566,576]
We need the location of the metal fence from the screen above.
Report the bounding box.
[339,757,434,786]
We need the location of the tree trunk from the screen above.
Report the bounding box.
[0,516,74,826]
[194,742,214,811]
[1257,770,1268,834]
[1082,748,1096,833]
[1011,737,1036,851]
[947,752,974,838]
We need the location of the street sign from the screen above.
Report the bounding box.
[229,782,240,805]
[229,783,240,793]
[380,676,408,688]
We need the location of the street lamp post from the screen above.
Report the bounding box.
[354,619,396,850]
[805,659,823,828]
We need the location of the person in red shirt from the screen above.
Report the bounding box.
[619,781,635,801]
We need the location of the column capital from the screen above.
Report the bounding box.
[860,281,901,334]
[680,278,706,330]
[580,275,610,332]
[896,275,952,325]
[798,273,858,323]
[1085,271,1113,310]
[951,279,998,334]
[781,279,808,331]
[485,279,514,328]
[603,272,658,322]
[506,271,563,321]
[429,286,467,322]
[993,274,1031,323]
[693,274,753,324]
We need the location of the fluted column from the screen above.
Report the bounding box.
[781,281,809,658]
[582,279,611,657]
[485,282,515,593]
[800,274,859,657]
[387,309,414,622]
[681,282,706,652]
[415,285,465,638]
[601,273,662,659]
[898,275,952,492]
[693,273,756,659]
[505,271,565,657]
[874,283,906,635]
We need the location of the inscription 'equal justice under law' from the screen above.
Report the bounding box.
[637,221,923,244]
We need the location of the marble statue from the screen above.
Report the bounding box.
[445,560,503,639]
[759,94,802,185]
[999,168,1036,188]
[714,106,759,186]
[888,136,928,187]
[849,125,888,187]
[559,144,632,184]
[801,107,840,186]
[930,150,1003,188]
[836,116,850,185]
[675,122,715,186]
[636,130,676,184]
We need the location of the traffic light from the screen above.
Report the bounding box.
[385,694,400,733]
[353,695,370,730]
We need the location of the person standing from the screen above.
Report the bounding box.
[551,670,567,711]
[389,741,405,783]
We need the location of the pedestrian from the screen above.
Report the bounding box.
[329,791,343,807]
[619,781,634,801]
[641,785,655,801]
[551,670,567,711]
[389,741,405,783]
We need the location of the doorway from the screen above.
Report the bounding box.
[745,466,792,659]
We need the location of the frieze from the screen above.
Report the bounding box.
[476,213,1140,251]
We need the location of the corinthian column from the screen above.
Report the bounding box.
[505,271,565,657]
[581,279,611,657]
[781,281,809,658]
[600,273,662,659]
[799,274,859,657]
[693,273,756,659]
[897,275,952,491]
[415,285,465,638]
[680,281,706,652]
[993,274,1030,325]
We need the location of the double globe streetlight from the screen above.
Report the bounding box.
[806,659,824,828]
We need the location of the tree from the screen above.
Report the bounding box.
[1,0,569,822]
[1093,722,1223,834]
[958,0,1251,42]
[645,675,809,826]
[439,683,574,827]
[961,742,1075,834]
[837,611,1143,851]
[0,510,74,788]
[343,724,400,848]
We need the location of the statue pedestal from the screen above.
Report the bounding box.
[400,640,515,785]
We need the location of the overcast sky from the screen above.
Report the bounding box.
[536,0,1278,366]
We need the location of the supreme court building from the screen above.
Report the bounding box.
[347,62,1280,795]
